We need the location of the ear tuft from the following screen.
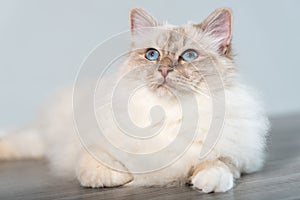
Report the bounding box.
[130,8,159,31]
[200,8,233,53]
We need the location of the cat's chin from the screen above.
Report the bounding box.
[148,81,180,98]
[147,82,168,96]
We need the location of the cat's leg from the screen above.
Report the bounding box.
[0,129,45,160]
[76,148,133,188]
[190,159,239,193]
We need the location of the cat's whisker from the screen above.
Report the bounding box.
[95,102,111,112]
[176,81,210,98]
[171,73,210,98]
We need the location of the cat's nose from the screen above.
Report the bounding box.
[158,65,173,78]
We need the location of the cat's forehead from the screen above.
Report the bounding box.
[132,22,205,53]
[147,24,204,54]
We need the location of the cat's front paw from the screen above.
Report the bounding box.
[190,162,234,193]
[76,151,133,188]
[77,166,133,188]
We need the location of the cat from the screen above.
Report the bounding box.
[0,8,269,193]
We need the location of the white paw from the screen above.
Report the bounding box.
[191,166,234,193]
[0,140,14,160]
[76,153,133,188]
[77,166,133,188]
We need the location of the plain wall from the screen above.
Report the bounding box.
[1,0,300,130]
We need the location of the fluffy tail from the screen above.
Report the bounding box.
[0,128,45,160]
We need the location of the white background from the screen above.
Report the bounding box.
[1,0,300,130]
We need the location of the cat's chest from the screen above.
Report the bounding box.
[127,88,182,127]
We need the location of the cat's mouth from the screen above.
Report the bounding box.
[157,78,167,88]
[153,78,178,93]
[148,77,179,96]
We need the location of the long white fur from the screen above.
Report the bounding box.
[0,8,269,193]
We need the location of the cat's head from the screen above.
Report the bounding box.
[120,8,236,97]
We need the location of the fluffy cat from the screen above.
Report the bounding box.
[0,8,269,193]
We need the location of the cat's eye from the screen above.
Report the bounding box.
[145,48,160,61]
[181,49,198,61]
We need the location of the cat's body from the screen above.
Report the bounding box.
[0,8,269,193]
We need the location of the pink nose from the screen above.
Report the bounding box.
[158,66,173,78]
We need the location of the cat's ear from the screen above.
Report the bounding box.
[130,8,159,33]
[199,8,232,54]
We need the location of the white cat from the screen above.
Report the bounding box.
[0,8,269,193]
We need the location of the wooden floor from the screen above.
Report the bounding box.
[1,114,300,200]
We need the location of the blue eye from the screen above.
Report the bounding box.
[145,48,160,61]
[181,49,198,61]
